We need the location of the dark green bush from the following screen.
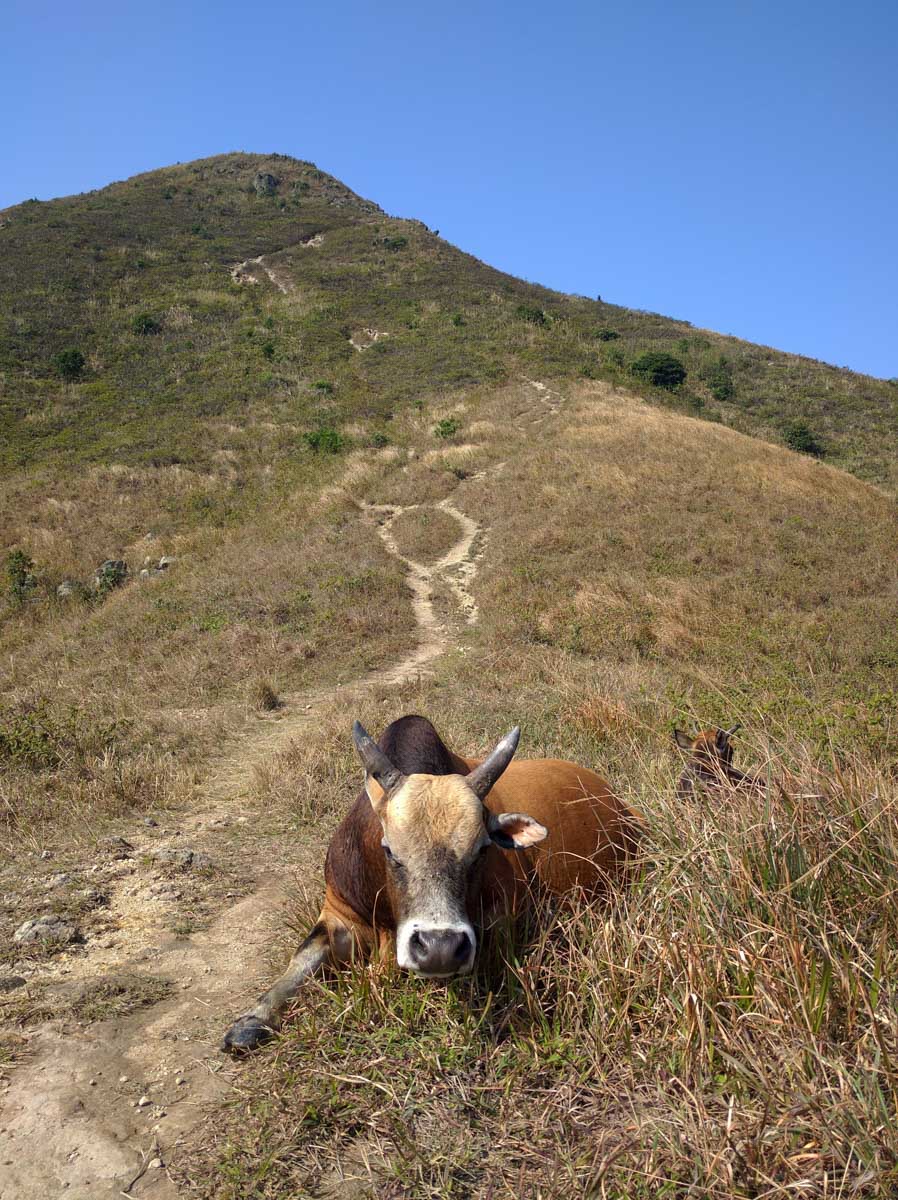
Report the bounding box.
[595,328,619,342]
[6,549,36,604]
[702,355,734,401]
[783,420,825,457]
[53,348,85,380]
[313,381,334,394]
[630,351,687,391]
[433,417,460,439]
[381,236,408,251]
[131,313,160,336]
[304,426,345,454]
[94,560,128,598]
[516,304,549,327]
[0,699,123,770]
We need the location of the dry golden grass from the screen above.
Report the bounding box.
[388,506,466,564]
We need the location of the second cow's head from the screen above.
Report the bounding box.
[352,721,547,978]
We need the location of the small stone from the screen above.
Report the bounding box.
[175,1076,187,1085]
[39,850,52,861]
[148,1158,163,1170]
[119,1075,129,1083]
[0,976,27,993]
[13,915,81,946]
[56,581,76,598]
[157,556,176,569]
[143,817,158,828]
[137,1095,150,1107]
[88,1079,97,1086]
[148,847,212,870]
[99,836,134,859]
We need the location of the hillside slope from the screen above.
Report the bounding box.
[1,152,896,491]
[1,157,897,1199]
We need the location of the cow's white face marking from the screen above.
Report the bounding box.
[366,772,546,977]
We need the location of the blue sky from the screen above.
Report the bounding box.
[3,0,896,378]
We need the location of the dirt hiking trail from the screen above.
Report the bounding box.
[0,451,523,1199]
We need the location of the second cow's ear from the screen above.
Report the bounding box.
[673,728,693,750]
[487,810,548,851]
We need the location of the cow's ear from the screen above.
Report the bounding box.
[487,811,548,851]
[673,729,693,750]
[364,775,387,811]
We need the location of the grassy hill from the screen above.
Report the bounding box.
[1,155,897,1197]
[2,152,896,488]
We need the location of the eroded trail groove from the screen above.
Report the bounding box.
[0,463,505,1200]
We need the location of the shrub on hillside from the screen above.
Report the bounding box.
[131,313,161,336]
[433,417,460,439]
[783,420,825,457]
[53,348,85,381]
[630,351,687,391]
[304,426,345,454]
[516,304,549,327]
[595,328,620,341]
[6,549,36,604]
[702,354,734,401]
[381,236,408,251]
[0,698,123,770]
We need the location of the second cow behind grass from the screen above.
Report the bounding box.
[674,723,764,800]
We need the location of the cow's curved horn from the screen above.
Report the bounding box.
[725,723,742,738]
[466,727,521,799]
[352,721,404,794]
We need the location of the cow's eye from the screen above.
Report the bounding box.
[382,842,400,866]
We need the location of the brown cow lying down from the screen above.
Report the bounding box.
[222,714,640,1053]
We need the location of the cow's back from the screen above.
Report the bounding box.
[461,756,639,897]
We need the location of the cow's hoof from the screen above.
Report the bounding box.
[220,1016,276,1055]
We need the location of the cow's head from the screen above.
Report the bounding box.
[352,721,547,978]
[673,724,740,769]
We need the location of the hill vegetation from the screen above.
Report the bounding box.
[1,155,897,1197]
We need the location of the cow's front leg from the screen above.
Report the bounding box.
[221,909,358,1054]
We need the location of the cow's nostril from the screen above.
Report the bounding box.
[452,931,472,961]
[408,929,427,964]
